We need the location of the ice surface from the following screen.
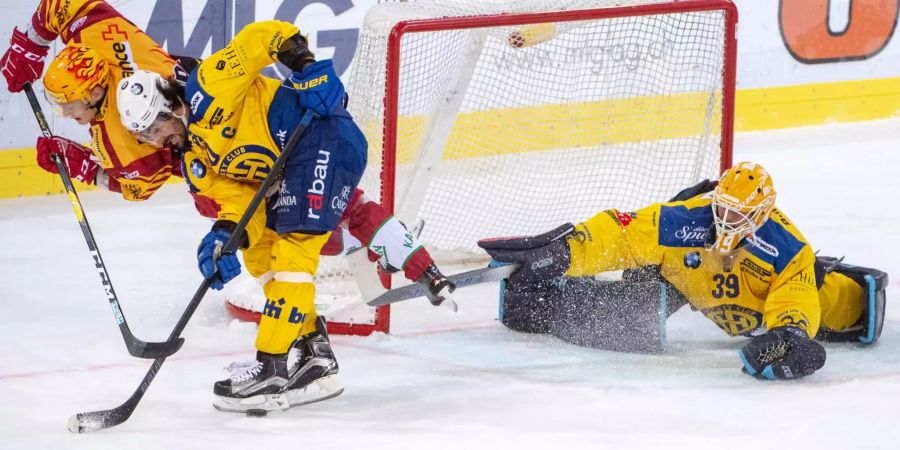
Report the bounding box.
[1,119,898,449]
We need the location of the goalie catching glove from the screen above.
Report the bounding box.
[739,326,826,380]
[198,221,246,290]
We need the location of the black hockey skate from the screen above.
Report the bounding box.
[212,351,291,414]
[283,317,344,408]
[417,263,457,310]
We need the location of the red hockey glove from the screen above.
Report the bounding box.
[1,27,49,93]
[36,136,100,185]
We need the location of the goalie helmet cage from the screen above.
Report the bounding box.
[317,0,737,336]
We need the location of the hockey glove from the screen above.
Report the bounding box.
[36,136,100,185]
[1,27,49,93]
[277,33,315,72]
[739,326,826,380]
[286,59,346,117]
[197,222,244,290]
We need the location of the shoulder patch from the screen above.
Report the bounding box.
[658,204,713,248]
[185,67,214,124]
[748,219,807,274]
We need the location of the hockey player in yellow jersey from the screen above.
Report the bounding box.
[479,162,888,380]
[183,20,359,412]
[0,0,187,202]
[113,20,457,413]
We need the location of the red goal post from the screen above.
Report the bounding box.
[321,0,738,335]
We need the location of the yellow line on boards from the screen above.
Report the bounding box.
[2,76,899,199]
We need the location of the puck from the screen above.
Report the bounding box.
[246,409,268,417]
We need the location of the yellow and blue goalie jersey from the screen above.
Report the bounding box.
[565,193,823,338]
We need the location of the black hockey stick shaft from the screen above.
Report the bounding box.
[366,263,521,307]
[68,110,316,433]
[23,83,182,360]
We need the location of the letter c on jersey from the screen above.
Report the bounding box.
[780,0,899,63]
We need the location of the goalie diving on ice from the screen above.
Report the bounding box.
[377,162,888,380]
[480,162,887,380]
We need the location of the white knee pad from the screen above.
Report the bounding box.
[273,272,315,284]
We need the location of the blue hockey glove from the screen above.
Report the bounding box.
[197,224,242,290]
[739,326,826,380]
[287,59,345,117]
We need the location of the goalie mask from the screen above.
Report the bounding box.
[117,70,187,147]
[708,162,776,253]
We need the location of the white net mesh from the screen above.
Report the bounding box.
[318,0,734,332]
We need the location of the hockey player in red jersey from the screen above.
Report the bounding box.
[480,162,887,380]
[1,0,455,313]
[0,0,184,201]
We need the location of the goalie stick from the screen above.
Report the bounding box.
[23,83,183,360]
[366,263,520,307]
[67,110,316,434]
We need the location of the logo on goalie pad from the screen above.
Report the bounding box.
[531,257,554,270]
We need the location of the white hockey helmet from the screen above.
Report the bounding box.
[116,70,178,141]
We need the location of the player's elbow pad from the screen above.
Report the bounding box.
[277,33,315,72]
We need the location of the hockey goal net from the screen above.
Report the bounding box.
[312,0,737,335]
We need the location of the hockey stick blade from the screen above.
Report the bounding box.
[126,336,185,359]
[68,407,128,434]
[67,357,165,433]
[366,263,520,307]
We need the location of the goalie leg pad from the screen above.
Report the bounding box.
[549,278,675,353]
[815,258,888,345]
[496,259,559,334]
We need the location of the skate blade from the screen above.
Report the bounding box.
[286,374,344,408]
[212,392,290,414]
